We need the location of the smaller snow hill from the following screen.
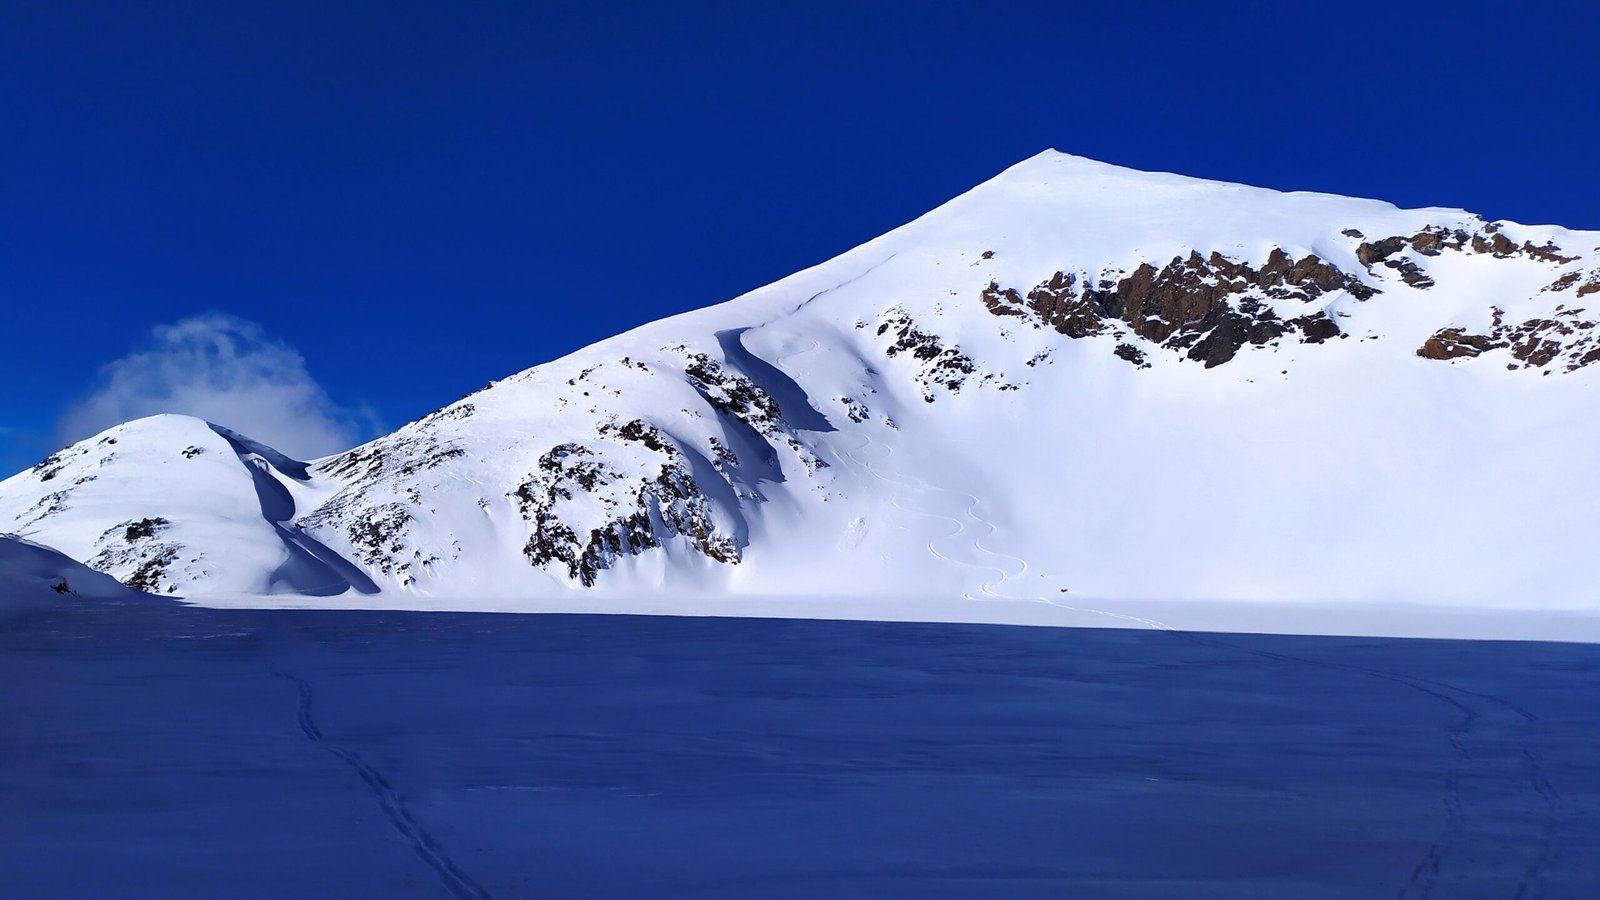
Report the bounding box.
[0,415,377,599]
[2,151,1598,638]
[0,534,148,616]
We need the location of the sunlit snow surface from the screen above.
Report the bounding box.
[4,601,1597,898]
[6,152,1600,629]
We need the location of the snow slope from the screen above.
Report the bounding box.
[3,151,1597,634]
[0,534,147,616]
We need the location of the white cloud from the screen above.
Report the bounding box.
[58,313,376,459]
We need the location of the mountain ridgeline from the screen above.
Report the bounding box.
[4,152,1597,613]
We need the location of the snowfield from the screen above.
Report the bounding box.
[4,604,1599,898]
[4,151,1598,639]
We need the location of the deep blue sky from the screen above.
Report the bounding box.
[3,1,1596,468]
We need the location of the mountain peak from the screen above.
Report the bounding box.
[3,157,1598,636]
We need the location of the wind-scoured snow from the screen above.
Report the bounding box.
[4,152,1597,638]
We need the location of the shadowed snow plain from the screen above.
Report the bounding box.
[3,601,1597,898]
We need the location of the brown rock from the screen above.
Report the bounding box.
[1416,328,1502,360]
[1356,236,1407,267]
[1522,241,1578,264]
[1470,232,1519,257]
[980,247,1374,368]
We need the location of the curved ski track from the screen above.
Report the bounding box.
[270,667,494,900]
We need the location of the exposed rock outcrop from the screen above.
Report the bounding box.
[1416,305,1600,373]
[512,439,738,587]
[304,431,466,584]
[1356,223,1579,282]
[878,308,979,399]
[88,516,181,594]
[981,248,1368,368]
[681,351,827,474]
[981,272,1110,338]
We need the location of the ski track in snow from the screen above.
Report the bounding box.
[771,338,824,382]
[269,666,494,900]
[837,431,1014,604]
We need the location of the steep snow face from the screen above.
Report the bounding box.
[4,152,1598,620]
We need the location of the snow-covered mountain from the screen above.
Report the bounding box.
[5,152,1598,626]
